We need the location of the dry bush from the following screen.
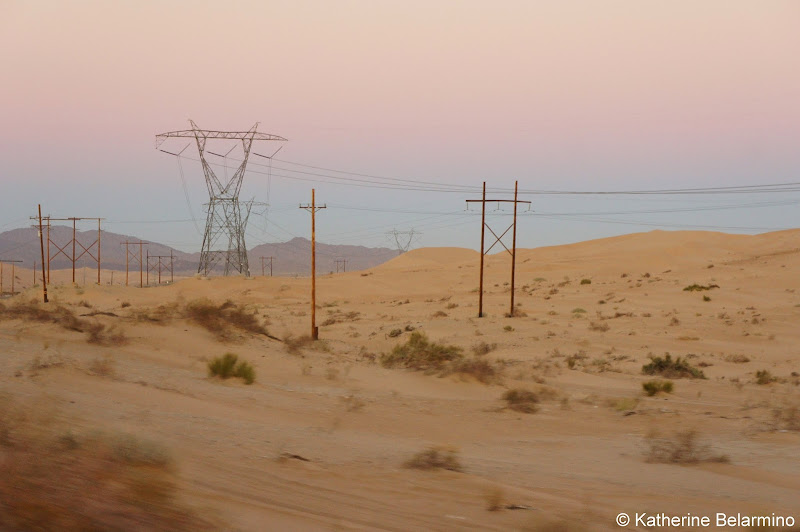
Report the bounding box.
[771,403,800,431]
[502,389,540,413]
[755,369,777,385]
[642,379,674,396]
[321,310,360,326]
[606,397,639,411]
[403,446,463,472]
[725,354,750,364]
[0,400,212,531]
[642,353,705,379]
[683,283,719,292]
[588,321,609,332]
[131,303,179,324]
[381,332,463,371]
[285,334,311,354]
[446,358,502,384]
[1,299,127,346]
[471,341,497,356]
[88,356,116,377]
[644,430,730,464]
[431,310,448,318]
[184,299,269,341]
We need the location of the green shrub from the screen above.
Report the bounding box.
[642,379,674,396]
[380,332,463,370]
[642,354,705,379]
[580,279,591,285]
[208,353,256,384]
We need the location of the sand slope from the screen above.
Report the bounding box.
[1,229,799,530]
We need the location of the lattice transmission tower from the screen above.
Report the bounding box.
[386,229,421,255]
[156,121,286,276]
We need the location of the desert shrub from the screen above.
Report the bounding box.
[0,400,212,531]
[471,341,497,356]
[642,354,705,379]
[380,332,463,371]
[580,279,591,285]
[388,328,402,338]
[683,284,719,292]
[725,354,750,364]
[431,310,448,318]
[642,379,674,396]
[571,308,587,314]
[404,446,463,472]
[321,311,360,326]
[644,430,730,464]
[207,353,255,384]
[184,299,268,341]
[503,325,514,332]
[589,321,609,332]
[502,388,539,413]
[445,303,458,309]
[755,369,776,385]
[771,403,800,431]
[120,301,131,308]
[446,358,501,384]
[703,295,711,302]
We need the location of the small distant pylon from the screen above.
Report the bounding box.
[386,229,421,255]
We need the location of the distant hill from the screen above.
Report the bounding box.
[0,227,398,276]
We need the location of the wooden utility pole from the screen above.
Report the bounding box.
[260,256,273,277]
[466,181,531,318]
[122,241,148,287]
[299,189,326,340]
[37,204,48,303]
[0,261,20,294]
[31,216,102,286]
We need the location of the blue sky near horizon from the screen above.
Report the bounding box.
[1,1,798,254]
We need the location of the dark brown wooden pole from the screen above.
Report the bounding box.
[72,218,76,284]
[510,180,518,317]
[479,181,486,318]
[46,218,50,284]
[97,220,101,285]
[311,188,317,339]
[38,205,48,303]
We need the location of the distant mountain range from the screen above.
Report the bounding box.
[0,227,398,276]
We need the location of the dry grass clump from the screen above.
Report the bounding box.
[502,388,540,413]
[588,321,609,332]
[0,400,212,531]
[284,334,329,355]
[771,403,800,431]
[184,299,269,341]
[725,354,750,364]
[642,379,674,396]
[644,430,730,464]
[131,302,180,324]
[683,283,719,292]
[755,369,777,385]
[446,358,502,384]
[403,446,463,472]
[471,341,497,356]
[381,332,463,371]
[642,353,705,379]
[207,353,255,384]
[321,310,360,326]
[0,299,127,346]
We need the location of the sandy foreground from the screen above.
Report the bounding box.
[1,229,799,531]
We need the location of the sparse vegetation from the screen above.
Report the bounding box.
[642,379,674,396]
[380,332,463,371]
[404,446,463,472]
[503,325,514,332]
[703,295,711,302]
[725,354,750,364]
[284,334,329,355]
[571,308,587,314]
[446,358,501,384]
[589,321,609,332]
[607,397,639,411]
[388,328,403,338]
[207,353,256,384]
[184,299,269,341]
[683,283,719,292]
[0,399,211,531]
[644,430,730,464]
[580,278,591,285]
[471,341,497,356]
[502,388,539,413]
[755,369,776,385]
[642,354,705,379]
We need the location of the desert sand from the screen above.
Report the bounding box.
[1,229,799,531]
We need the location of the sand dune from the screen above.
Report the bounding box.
[1,229,799,530]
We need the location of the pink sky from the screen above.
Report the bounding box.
[1,1,798,249]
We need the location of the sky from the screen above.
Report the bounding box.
[1,0,799,255]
